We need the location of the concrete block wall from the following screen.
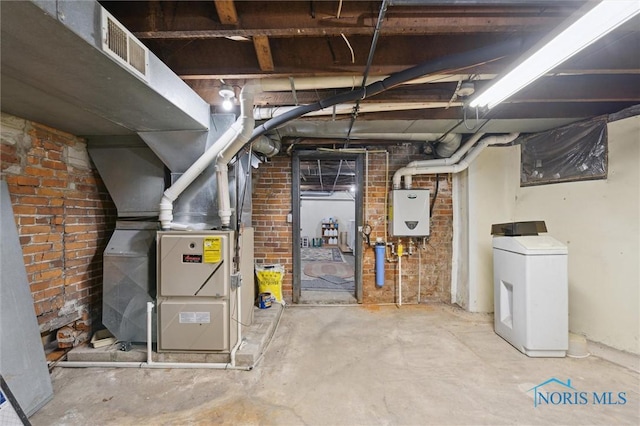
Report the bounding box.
[252,144,453,304]
[0,113,116,335]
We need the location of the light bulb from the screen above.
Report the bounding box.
[222,97,233,111]
[350,185,356,193]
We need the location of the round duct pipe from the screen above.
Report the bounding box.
[252,136,281,157]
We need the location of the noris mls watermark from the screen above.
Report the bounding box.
[528,378,627,408]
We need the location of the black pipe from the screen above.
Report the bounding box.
[346,0,390,142]
[249,37,529,143]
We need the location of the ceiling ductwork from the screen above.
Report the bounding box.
[0,1,210,136]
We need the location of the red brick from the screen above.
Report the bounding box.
[41,178,66,188]
[41,159,67,170]
[24,166,55,177]
[5,175,40,186]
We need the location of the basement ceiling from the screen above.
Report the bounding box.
[98,0,640,146]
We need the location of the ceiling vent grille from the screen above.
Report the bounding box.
[101,9,149,81]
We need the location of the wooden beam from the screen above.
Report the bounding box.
[134,15,558,39]
[253,35,275,72]
[214,0,238,25]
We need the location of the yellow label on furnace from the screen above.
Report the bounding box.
[203,237,222,263]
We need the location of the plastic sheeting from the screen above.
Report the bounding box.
[520,118,608,186]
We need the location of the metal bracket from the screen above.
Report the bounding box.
[231,273,242,290]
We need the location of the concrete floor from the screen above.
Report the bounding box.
[32,304,639,425]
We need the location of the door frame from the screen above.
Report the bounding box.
[292,150,364,303]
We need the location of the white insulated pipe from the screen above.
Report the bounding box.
[253,102,462,120]
[393,133,519,189]
[159,84,257,230]
[256,73,496,92]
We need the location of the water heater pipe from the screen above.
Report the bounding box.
[400,133,485,189]
[397,242,404,307]
[398,255,402,307]
[158,85,257,230]
[393,133,519,189]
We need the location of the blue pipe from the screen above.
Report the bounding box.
[375,242,386,287]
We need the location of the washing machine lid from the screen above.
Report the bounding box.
[492,235,568,255]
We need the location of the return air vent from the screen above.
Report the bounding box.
[101,9,149,81]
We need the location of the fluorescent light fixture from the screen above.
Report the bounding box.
[469,0,640,109]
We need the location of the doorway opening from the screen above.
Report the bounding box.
[292,151,363,304]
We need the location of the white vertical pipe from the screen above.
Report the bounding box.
[216,85,257,228]
[229,272,243,367]
[417,247,421,304]
[146,302,154,364]
[398,255,402,307]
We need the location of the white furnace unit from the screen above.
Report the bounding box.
[156,229,254,353]
[388,189,430,237]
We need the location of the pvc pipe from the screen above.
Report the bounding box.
[398,255,402,307]
[146,302,153,365]
[57,361,250,370]
[417,246,421,304]
[216,85,257,228]
[249,37,527,143]
[58,296,250,371]
[229,274,243,367]
[158,85,257,230]
[393,133,519,188]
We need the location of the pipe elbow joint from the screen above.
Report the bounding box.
[159,196,174,230]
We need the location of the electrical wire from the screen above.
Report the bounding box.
[341,33,355,64]
[430,174,440,217]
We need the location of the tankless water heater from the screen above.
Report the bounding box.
[388,189,430,237]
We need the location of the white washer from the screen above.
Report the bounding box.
[493,235,568,357]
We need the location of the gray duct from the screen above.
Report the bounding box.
[252,136,281,157]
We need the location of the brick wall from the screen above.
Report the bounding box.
[252,155,294,301]
[252,144,453,304]
[0,113,116,335]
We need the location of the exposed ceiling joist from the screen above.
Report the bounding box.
[133,15,562,40]
[253,35,275,72]
[214,0,238,25]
